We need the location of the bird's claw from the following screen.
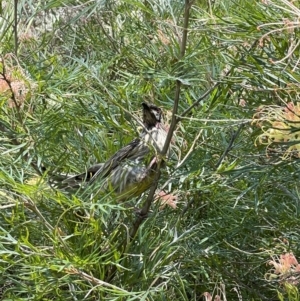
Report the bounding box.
[133,207,149,219]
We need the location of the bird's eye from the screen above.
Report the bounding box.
[151,109,161,120]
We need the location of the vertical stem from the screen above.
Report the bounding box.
[162,0,192,155]
[129,0,193,239]
[180,0,191,58]
[14,0,18,56]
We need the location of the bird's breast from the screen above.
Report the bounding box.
[143,127,168,154]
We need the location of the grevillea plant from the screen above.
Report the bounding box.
[266,252,300,285]
[253,102,300,158]
[266,251,300,301]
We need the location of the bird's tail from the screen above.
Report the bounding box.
[43,163,105,190]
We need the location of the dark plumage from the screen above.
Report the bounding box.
[50,102,169,201]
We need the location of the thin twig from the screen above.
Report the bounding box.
[0,58,41,175]
[68,268,129,293]
[224,240,268,255]
[0,61,22,123]
[215,123,245,169]
[180,80,222,120]
[14,0,18,56]
[176,128,203,169]
[181,38,260,120]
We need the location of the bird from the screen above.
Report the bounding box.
[49,102,170,202]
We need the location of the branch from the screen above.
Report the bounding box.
[68,268,130,293]
[129,0,193,239]
[215,123,245,169]
[179,81,221,120]
[0,61,22,123]
[180,38,260,120]
[0,58,41,175]
[14,0,18,56]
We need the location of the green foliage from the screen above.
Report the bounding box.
[278,284,299,301]
[0,0,300,300]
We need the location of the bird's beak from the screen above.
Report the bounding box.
[142,102,150,110]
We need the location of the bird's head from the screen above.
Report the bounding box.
[142,102,163,129]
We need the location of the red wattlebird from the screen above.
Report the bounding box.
[50,102,170,202]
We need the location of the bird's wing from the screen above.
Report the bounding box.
[47,138,147,190]
[89,138,146,184]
